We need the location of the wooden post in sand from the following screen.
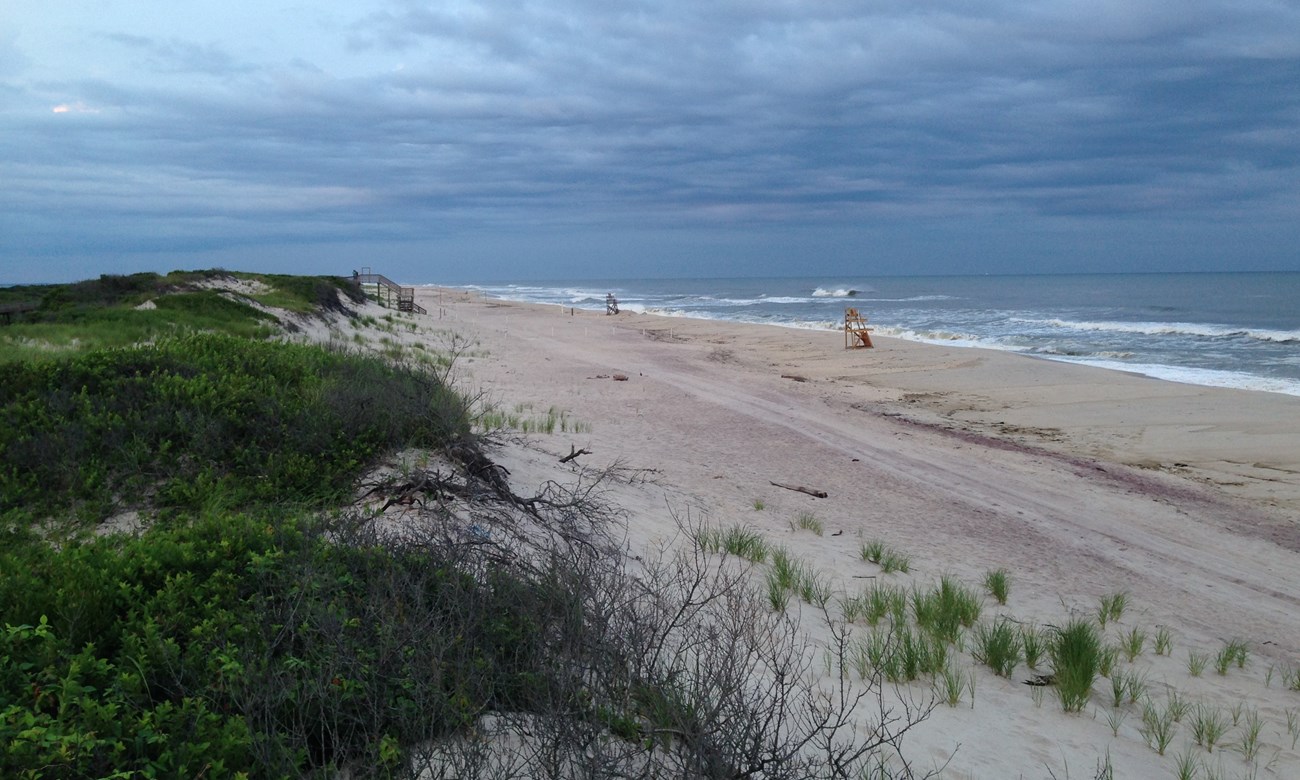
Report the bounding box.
[844,308,873,349]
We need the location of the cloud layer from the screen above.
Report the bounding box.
[2,1,1298,280]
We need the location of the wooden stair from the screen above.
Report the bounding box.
[355,267,427,315]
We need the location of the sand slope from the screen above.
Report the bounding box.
[409,288,1300,778]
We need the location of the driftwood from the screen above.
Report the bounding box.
[780,374,808,383]
[769,481,828,499]
[559,444,592,464]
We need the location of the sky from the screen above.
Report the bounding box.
[2,1,1299,284]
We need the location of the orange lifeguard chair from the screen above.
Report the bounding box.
[844,308,873,349]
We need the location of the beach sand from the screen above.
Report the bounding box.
[407,287,1300,778]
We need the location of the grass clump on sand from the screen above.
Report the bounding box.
[694,523,769,564]
[1049,618,1103,713]
[1097,591,1128,628]
[910,576,981,645]
[860,540,911,573]
[983,568,1010,605]
[792,511,824,536]
[1021,623,1048,670]
[1213,638,1249,675]
[971,618,1022,677]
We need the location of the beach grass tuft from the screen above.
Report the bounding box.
[1140,699,1177,755]
[1165,689,1192,723]
[982,568,1010,605]
[860,540,911,574]
[970,618,1022,677]
[936,661,969,707]
[1049,618,1102,713]
[1121,626,1147,661]
[766,570,791,612]
[1190,704,1230,752]
[793,511,824,536]
[1154,626,1173,656]
[718,524,769,562]
[1172,749,1200,780]
[1097,591,1128,628]
[1212,638,1249,675]
[1237,707,1263,763]
[1020,623,1047,670]
[911,576,981,645]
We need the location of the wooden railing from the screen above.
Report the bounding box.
[0,301,39,325]
[354,267,426,315]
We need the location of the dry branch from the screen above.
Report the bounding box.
[559,444,592,464]
[769,481,828,498]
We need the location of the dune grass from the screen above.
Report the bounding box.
[982,568,1010,605]
[860,540,912,573]
[971,618,1022,677]
[1050,618,1103,713]
[793,511,824,536]
[1097,591,1128,628]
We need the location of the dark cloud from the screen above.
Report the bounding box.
[2,0,1298,281]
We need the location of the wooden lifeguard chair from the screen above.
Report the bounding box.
[844,308,873,349]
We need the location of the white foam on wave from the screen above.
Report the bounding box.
[811,287,859,298]
[1031,318,1300,344]
[1049,357,1300,397]
[873,326,997,350]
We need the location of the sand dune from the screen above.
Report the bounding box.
[411,287,1300,778]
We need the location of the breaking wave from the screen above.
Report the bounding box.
[1032,319,1300,344]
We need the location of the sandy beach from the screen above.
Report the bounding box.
[409,287,1300,778]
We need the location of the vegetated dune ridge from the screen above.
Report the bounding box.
[410,286,1300,778]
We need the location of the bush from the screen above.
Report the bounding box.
[0,333,470,524]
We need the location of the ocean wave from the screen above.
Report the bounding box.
[1050,358,1300,397]
[1031,318,1300,344]
[1031,346,1137,360]
[872,326,993,348]
[875,294,958,302]
[811,287,860,298]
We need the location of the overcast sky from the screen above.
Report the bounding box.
[2,1,1299,284]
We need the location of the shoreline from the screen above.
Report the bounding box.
[411,285,1300,777]
[428,286,1300,515]
[427,276,1300,399]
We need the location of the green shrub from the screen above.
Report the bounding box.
[0,512,558,777]
[0,334,470,524]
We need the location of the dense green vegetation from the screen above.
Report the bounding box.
[1,333,468,528]
[0,273,500,777]
[0,512,559,778]
[0,270,362,361]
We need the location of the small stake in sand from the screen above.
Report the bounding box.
[845,307,873,349]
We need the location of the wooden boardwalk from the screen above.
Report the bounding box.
[354,267,426,315]
[0,301,39,325]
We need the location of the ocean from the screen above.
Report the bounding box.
[434,273,1300,397]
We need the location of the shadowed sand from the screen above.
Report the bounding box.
[413,287,1300,777]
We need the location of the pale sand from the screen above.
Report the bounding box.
[407,288,1300,778]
